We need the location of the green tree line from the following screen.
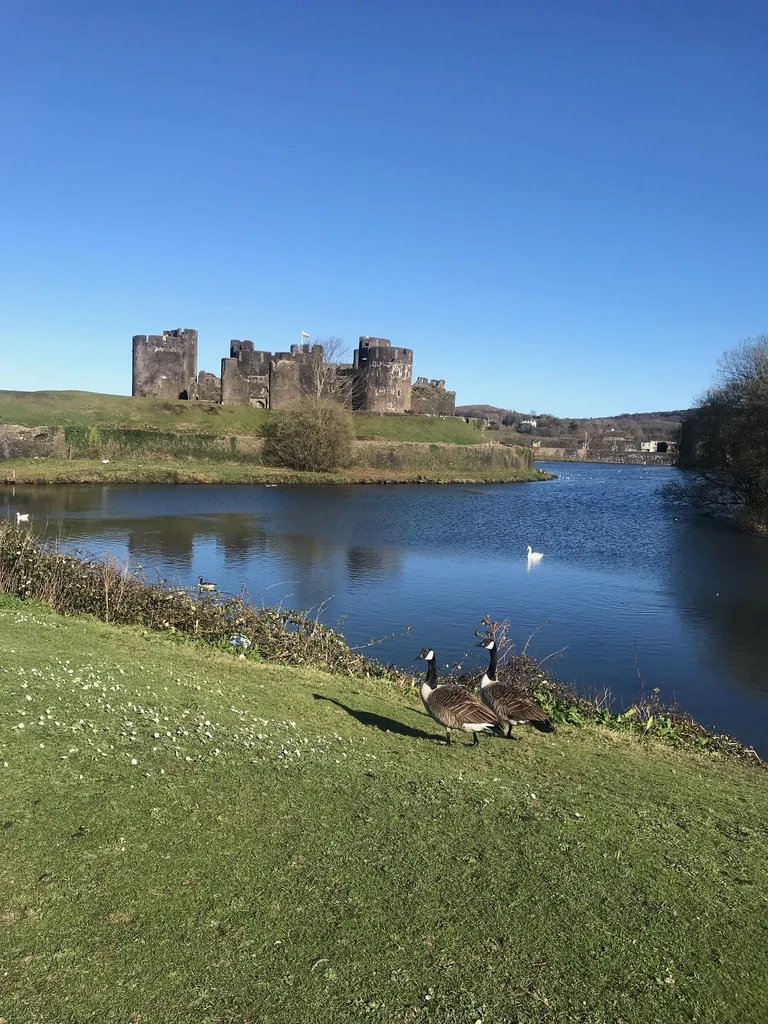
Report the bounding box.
[672,335,768,534]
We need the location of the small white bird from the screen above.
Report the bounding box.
[229,634,252,658]
[16,512,30,524]
[526,545,543,563]
[229,634,252,650]
[101,459,110,464]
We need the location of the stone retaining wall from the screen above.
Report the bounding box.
[534,446,675,466]
[0,424,533,474]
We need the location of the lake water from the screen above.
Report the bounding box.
[3,463,767,754]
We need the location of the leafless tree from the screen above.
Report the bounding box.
[302,335,355,404]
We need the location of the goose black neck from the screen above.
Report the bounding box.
[425,658,437,686]
[486,646,498,681]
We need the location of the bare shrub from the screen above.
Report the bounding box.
[262,398,355,472]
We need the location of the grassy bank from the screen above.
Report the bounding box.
[0,389,482,444]
[0,457,548,486]
[1,592,766,1024]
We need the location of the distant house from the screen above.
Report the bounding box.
[520,418,538,428]
[640,440,675,454]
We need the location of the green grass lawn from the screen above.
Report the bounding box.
[0,389,482,444]
[1,595,766,1024]
[0,390,271,435]
[352,415,482,444]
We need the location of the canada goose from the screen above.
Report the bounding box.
[526,545,543,563]
[15,512,29,524]
[416,647,500,746]
[198,576,216,592]
[476,638,554,734]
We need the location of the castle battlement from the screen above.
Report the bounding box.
[131,331,454,415]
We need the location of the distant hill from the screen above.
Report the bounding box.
[610,410,690,422]
[455,405,688,443]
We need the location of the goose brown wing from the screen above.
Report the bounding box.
[428,685,499,730]
[485,682,550,724]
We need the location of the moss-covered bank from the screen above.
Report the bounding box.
[1,457,548,486]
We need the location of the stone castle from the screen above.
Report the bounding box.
[131,330,455,415]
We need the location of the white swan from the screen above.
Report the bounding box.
[526,545,543,563]
[16,512,30,524]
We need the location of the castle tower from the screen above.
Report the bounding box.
[132,328,198,399]
[221,340,271,406]
[354,337,413,413]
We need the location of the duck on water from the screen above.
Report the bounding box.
[416,647,500,746]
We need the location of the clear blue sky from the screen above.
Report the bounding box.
[1,0,766,416]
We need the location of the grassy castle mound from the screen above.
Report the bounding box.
[0,389,546,485]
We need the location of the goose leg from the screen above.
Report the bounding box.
[445,728,451,746]
[470,732,480,747]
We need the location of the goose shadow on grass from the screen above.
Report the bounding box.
[312,694,437,741]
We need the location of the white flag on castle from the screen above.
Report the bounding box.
[301,331,310,339]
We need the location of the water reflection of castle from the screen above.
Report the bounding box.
[20,501,404,588]
[346,546,403,585]
[123,516,403,588]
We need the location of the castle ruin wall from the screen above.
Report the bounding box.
[221,341,271,406]
[411,381,456,417]
[131,330,452,415]
[269,355,302,409]
[191,370,222,403]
